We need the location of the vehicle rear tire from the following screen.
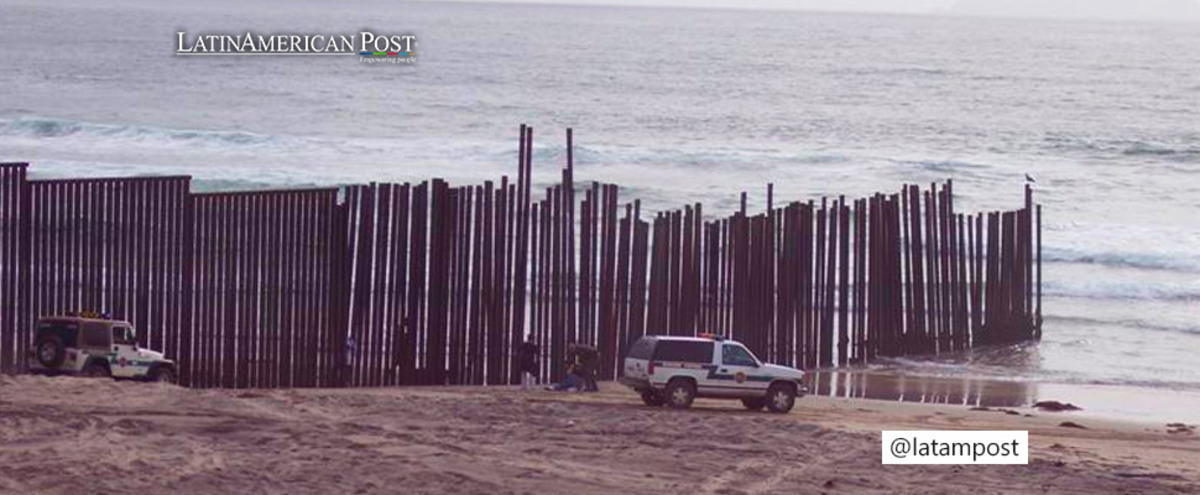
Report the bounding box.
[35,335,65,368]
[84,362,111,379]
[641,390,666,407]
[150,366,176,384]
[765,382,796,414]
[741,397,766,411]
[664,379,695,409]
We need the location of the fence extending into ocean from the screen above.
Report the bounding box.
[0,126,1041,388]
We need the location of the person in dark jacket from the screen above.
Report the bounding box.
[517,337,540,390]
[566,343,600,392]
[545,344,600,392]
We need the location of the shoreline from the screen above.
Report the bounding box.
[803,369,1200,426]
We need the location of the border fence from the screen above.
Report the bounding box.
[0,126,1041,388]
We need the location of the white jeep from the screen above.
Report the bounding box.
[620,334,806,413]
[27,314,177,383]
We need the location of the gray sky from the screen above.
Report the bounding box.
[566,0,953,13]
[455,0,955,14]
[448,0,1200,20]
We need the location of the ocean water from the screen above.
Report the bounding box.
[2,0,1199,396]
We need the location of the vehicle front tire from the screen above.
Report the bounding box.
[641,390,666,407]
[664,379,695,409]
[150,366,176,384]
[765,382,796,414]
[741,397,765,411]
[84,362,111,379]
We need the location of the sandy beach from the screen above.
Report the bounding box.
[1,374,1196,494]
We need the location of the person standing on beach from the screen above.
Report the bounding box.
[342,335,356,387]
[517,337,540,390]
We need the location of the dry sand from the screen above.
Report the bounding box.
[1,374,1197,494]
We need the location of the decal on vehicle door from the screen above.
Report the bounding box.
[703,365,772,383]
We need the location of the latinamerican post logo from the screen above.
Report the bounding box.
[176,31,417,63]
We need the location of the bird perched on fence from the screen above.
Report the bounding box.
[1025,174,1037,183]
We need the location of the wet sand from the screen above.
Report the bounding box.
[806,369,1200,425]
[0,374,1197,494]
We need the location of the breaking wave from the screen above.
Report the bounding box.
[0,116,294,150]
[1043,246,1200,273]
[1044,315,1200,338]
[1043,279,1200,302]
[1043,135,1200,162]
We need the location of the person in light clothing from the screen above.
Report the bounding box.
[517,337,540,390]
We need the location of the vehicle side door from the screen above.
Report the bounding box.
[717,343,764,397]
[110,325,141,378]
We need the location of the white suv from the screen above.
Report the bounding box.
[27,314,177,383]
[620,334,806,413]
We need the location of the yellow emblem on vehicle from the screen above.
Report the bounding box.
[734,371,747,383]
